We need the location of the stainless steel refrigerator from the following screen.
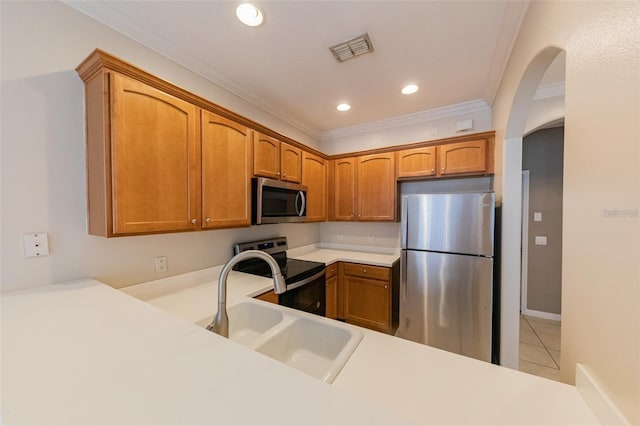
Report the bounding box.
[397,192,495,362]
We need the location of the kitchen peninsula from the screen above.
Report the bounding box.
[1,246,599,425]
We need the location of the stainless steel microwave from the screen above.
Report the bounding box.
[252,177,307,224]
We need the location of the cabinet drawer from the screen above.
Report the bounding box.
[326,263,338,278]
[343,263,390,281]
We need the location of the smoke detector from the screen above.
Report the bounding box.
[329,33,374,63]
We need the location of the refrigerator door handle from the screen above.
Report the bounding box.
[400,250,407,302]
[400,196,408,249]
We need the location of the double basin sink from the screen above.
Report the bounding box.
[196,300,363,384]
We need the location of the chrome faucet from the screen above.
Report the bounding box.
[207,250,286,338]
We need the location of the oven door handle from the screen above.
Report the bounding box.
[285,269,326,291]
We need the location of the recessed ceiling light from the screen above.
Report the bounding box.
[401,84,419,95]
[337,103,351,112]
[236,3,264,27]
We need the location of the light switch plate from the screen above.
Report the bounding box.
[23,233,49,257]
[534,212,542,222]
[535,236,547,246]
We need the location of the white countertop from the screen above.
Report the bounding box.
[287,243,400,267]
[1,277,403,425]
[1,247,599,425]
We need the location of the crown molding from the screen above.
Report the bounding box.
[484,0,530,107]
[534,82,565,100]
[64,1,322,141]
[320,99,490,142]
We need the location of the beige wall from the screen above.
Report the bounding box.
[0,1,322,292]
[492,1,639,423]
[523,127,564,315]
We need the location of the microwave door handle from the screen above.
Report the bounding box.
[295,191,301,215]
[298,191,306,216]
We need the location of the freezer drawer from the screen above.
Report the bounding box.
[397,250,493,362]
[401,193,494,256]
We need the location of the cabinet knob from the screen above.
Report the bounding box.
[431,168,435,173]
[442,167,446,172]
[283,173,287,177]
[363,269,367,273]
[276,172,281,176]
[205,218,211,224]
[191,218,197,224]
[385,285,388,289]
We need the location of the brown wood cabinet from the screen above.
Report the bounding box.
[341,262,398,334]
[397,146,437,178]
[253,132,281,179]
[201,110,252,229]
[253,133,302,183]
[357,153,396,221]
[329,153,396,222]
[325,263,338,319]
[438,139,488,176]
[302,151,327,222]
[280,142,302,183]
[329,157,357,221]
[255,290,278,304]
[397,139,491,179]
[85,71,201,236]
[77,51,497,238]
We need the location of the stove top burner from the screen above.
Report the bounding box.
[232,237,325,285]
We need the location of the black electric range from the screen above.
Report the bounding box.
[233,237,326,315]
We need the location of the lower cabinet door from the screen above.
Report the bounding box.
[344,275,390,333]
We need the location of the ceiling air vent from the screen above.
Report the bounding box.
[329,33,374,63]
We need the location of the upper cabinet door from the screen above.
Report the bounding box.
[438,140,487,176]
[201,110,252,229]
[110,73,200,235]
[330,158,357,221]
[280,142,302,183]
[397,146,436,178]
[302,151,327,222]
[357,153,396,221]
[253,132,280,179]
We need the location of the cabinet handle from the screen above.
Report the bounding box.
[191,218,197,224]
[205,218,211,224]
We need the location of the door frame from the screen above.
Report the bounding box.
[520,170,530,315]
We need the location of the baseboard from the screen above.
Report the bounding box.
[575,363,630,425]
[522,308,561,322]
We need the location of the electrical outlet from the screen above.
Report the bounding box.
[23,233,50,257]
[155,256,167,272]
[535,236,547,246]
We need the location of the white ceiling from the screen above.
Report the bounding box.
[66,0,533,139]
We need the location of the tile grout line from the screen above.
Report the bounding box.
[524,316,560,370]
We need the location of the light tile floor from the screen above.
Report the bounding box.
[518,315,561,381]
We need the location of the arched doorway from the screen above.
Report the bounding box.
[499,46,565,369]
